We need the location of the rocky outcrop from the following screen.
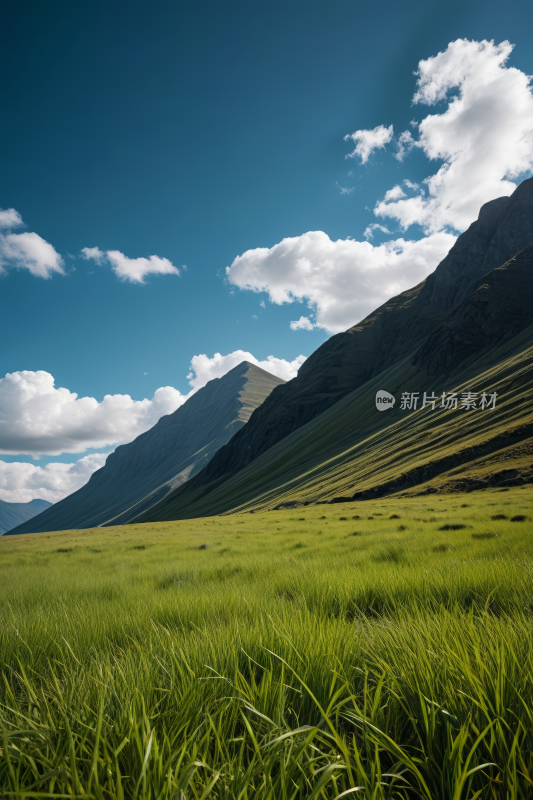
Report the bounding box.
[195,178,533,485]
[413,243,533,375]
[421,178,533,311]
[7,362,284,535]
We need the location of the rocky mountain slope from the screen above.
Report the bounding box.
[7,362,284,535]
[0,498,52,535]
[189,178,533,486]
[135,308,533,521]
[414,242,533,375]
[132,177,533,521]
[134,176,533,521]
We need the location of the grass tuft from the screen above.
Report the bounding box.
[439,523,467,530]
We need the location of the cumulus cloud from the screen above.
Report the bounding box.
[0,208,24,230]
[0,370,188,456]
[187,351,305,390]
[0,453,108,505]
[376,39,533,233]
[81,246,106,264]
[382,185,406,202]
[344,124,394,164]
[0,233,65,278]
[226,39,533,333]
[226,229,455,333]
[290,316,315,331]
[81,247,180,283]
[0,208,64,278]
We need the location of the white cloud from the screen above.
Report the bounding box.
[363,223,391,240]
[0,349,306,481]
[0,208,24,230]
[0,453,109,505]
[376,39,533,233]
[81,247,180,283]
[187,351,306,390]
[0,346,307,504]
[223,40,533,338]
[0,208,64,278]
[394,130,416,162]
[81,246,106,264]
[0,370,188,456]
[290,316,315,331]
[107,251,179,283]
[382,185,406,202]
[0,232,65,279]
[226,229,455,333]
[344,124,394,164]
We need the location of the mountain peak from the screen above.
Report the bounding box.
[7,364,285,534]
[145,176,533,508]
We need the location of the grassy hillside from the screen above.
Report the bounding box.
[133,322,533,522]
[2,487,533,797]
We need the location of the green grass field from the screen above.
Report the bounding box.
[2,487,533,798]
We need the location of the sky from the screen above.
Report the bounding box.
[2,0,533,503]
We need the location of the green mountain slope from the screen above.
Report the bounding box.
[7,362,284,535]
[0,499,52,535]
[133,244,533,521]
[189,178,533,488]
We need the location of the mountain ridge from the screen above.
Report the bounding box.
[7,362,284,535]
[154,177,533,494]
[132,320,533,522]
[0,498,53,535]
[129,177,533,521]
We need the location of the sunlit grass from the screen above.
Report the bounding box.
[1,486,533,797]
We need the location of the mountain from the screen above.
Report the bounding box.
[0,499,53,535]
[7,362,285,535]
[414,242,533,375]
[178,178,533,488]
[131,177,533,521]
[133,323,533,520]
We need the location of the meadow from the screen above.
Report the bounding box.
[1,486,533,798]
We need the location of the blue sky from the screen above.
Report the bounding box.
[2,0,533,501]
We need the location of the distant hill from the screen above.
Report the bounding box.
[7,362,285,535]
[0,499,53,535]
[131,177,533,521]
